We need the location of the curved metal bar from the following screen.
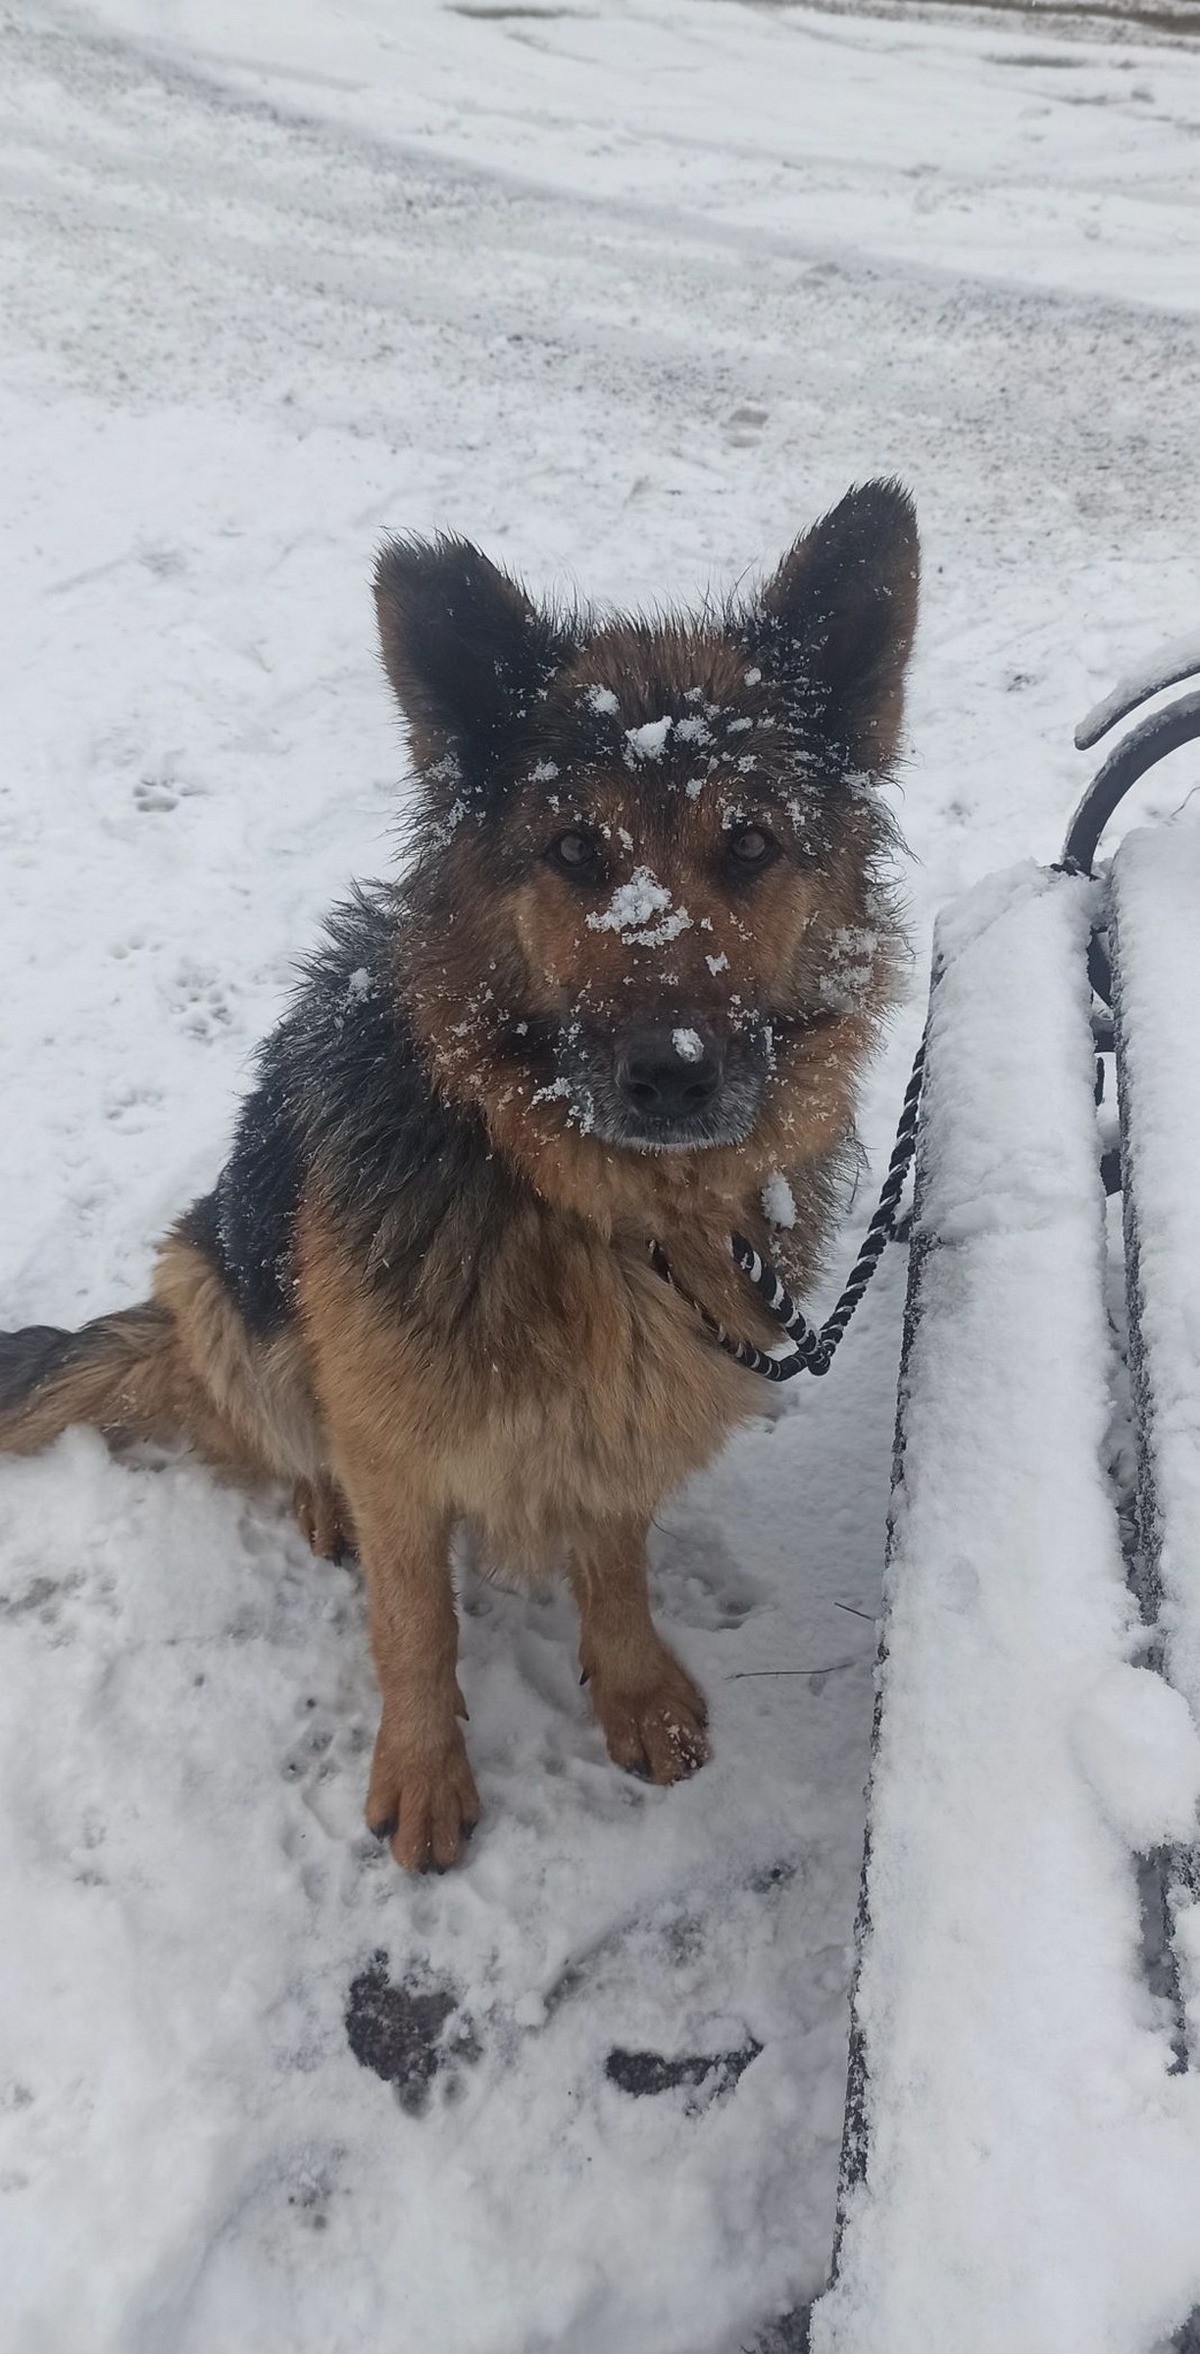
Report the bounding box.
[1060,686,1200,878]
[1075,637,1200,752]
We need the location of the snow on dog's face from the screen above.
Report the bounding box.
[374,486,918,1162]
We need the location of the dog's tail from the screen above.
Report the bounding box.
[0,1303,181,1456]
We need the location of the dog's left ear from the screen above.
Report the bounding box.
[749,480,919,772]
[374,536,570,794]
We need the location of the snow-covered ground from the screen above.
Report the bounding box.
[1,3,1199,2348]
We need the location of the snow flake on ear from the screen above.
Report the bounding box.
[529,759,559,784]
[587,867,693,948]
[585,684,620,716]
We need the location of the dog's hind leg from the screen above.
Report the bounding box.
[570,1518,710,1784]
[0,1228,329,1506]
[148,1228,329,1489]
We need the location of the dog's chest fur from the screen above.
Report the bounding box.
[301,1183,763,1565]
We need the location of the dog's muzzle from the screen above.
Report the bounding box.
[560,1018,770,1151]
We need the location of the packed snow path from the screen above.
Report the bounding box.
[2,4,1200,2349]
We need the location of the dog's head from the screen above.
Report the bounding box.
[375,484,917,1176]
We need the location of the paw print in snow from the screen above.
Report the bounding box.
[165,957,235,1041]
[723,402,769,449]
[133,771,208,814]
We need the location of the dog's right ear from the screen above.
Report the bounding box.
[374,537,571,800]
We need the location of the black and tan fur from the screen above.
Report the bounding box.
[0,481,918,1869]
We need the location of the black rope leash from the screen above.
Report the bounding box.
[650,1035,926,1383]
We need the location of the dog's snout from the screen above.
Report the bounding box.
[615,1026,724,1121]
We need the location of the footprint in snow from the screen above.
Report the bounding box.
[163,959,237,1041]
[604,2038,762,2113]
[751,2305,815,2353]
[134,773,208,814]
[344,1954,480,2115]
[133,777,179,813]
[650,1516,763,1630]
[723,401,770,448]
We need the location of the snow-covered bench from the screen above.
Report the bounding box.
[808,656,1200,2354]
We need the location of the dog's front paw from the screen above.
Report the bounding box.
[589,1650,710,1786]
[365,1722,481,1872]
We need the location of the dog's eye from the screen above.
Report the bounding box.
[726,824,776,871]
[547,829,599,876]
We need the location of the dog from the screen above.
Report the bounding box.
[0,480,918,1870]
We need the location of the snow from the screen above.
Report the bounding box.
[587,867,693,948]
[1075,632,1200,751]
[672,1027,705,1063]
[762,1175,799,1231]
[676,714,713,748]
[1072,1666,1200,1851]
[1,0,1200,2347]
[625,717,673,763]
[812,866,1200,2354]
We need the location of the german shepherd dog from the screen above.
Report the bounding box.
[0,481,918,1870]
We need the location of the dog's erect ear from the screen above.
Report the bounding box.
[374,536,570,796]
[749,480,919,772]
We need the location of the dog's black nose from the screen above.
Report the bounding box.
[615,1026,724,1121]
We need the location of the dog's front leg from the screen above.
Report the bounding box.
[316,1432,477,1868]
[299,1233,479,1870]
[350,1484,478,1870]
[569,1520,709,1785]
